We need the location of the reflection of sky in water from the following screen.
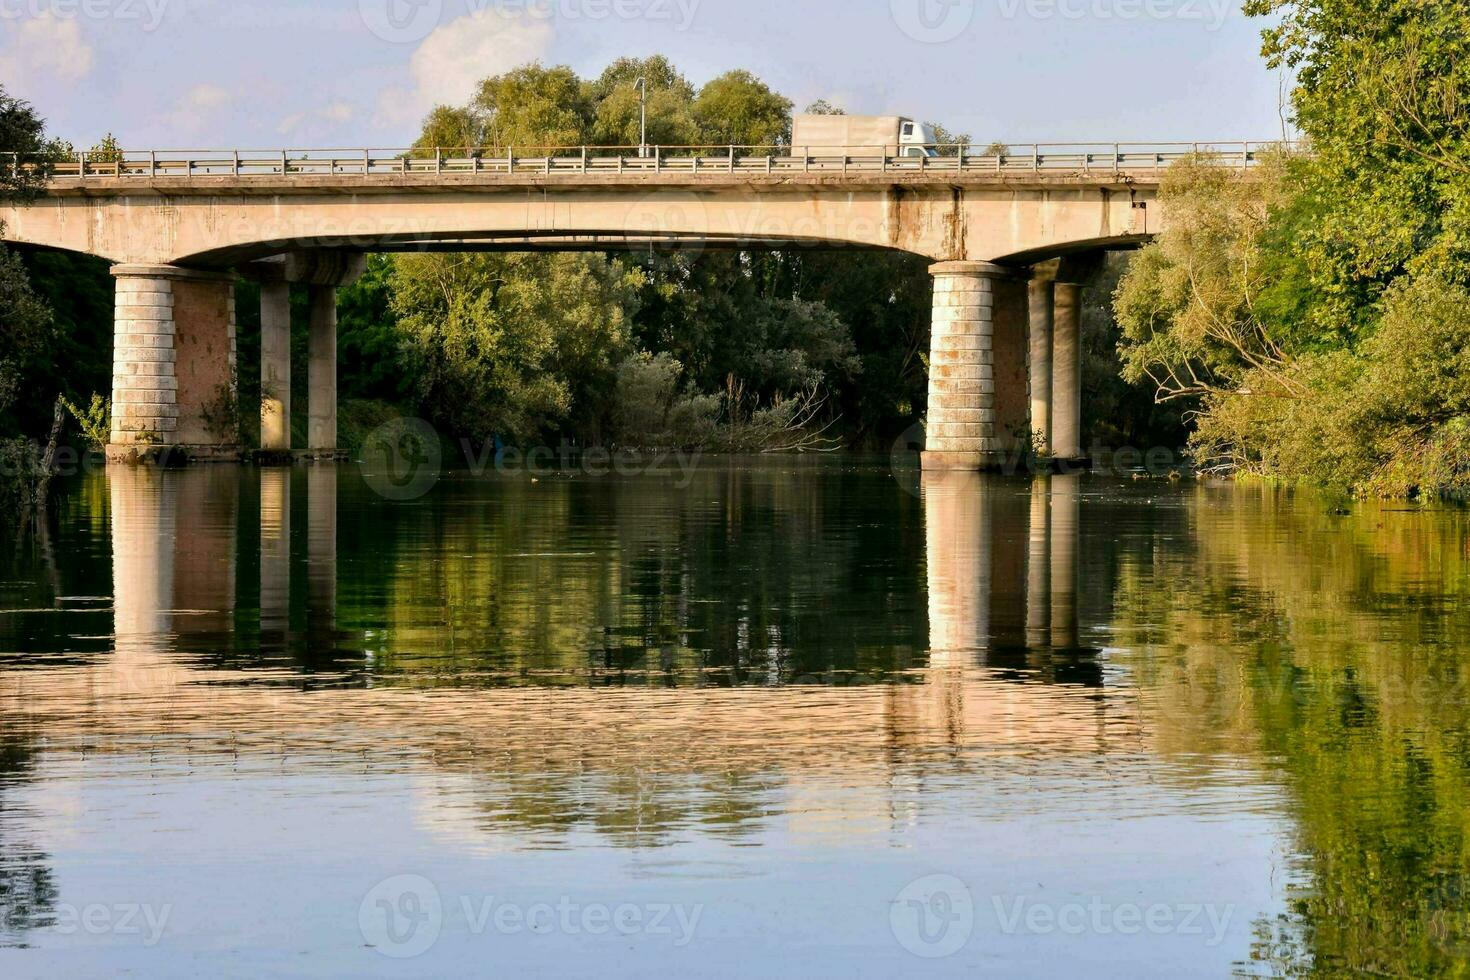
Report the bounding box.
[10,459,1470,974]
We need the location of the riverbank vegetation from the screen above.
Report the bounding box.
[1117,0,1470,498]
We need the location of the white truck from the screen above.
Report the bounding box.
[789,114,940,158]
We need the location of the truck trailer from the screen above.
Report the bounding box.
[789,115,940,158]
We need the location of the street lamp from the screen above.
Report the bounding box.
[635,76,647,157]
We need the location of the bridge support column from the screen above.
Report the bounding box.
[1051,281,1085,464]
[109,264,239,461]
[259,280,292,452]
[922,262,1007,471]
[307,285,338,456]
[1028,278,1054,459]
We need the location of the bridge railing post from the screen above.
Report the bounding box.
[79,150,87,179]
[654,145,660,173]
[728,144,735,173]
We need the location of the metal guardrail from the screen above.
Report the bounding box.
[7,142,1297,182]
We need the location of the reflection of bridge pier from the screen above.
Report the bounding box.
[109,463,339,662]
[924,473,1086,672]
[923,471,992,667]
[259,467,291,648]
[306,465,338,651]
[1049,474,1081,652]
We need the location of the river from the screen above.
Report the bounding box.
[0,457,1466,976]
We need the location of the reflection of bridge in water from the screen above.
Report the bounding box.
[5,467,1140,841]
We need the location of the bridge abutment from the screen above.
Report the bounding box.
[109,264,240,462]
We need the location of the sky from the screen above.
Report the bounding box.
[0,0,1289,150]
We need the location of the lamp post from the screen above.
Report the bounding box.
[635,76,647,157]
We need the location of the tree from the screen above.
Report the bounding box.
[0,87,59,201]
[389,251,644,443]
[692,70,793,148]
[470,64,591,149]
[0,86,60,435]
[1244,0,1470,319]
[88,133,123,164]
[803,99,845,116]
[412,105,484,153]
[586,56,699,147]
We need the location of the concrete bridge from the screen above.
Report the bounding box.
[0,142,1273,467]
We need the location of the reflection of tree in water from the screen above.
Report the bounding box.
[1106,485,1470,977]
[444,766,785,848]
[0,734,57,948]
[338,462,926,685]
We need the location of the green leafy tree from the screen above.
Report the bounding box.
[389,251,644,443]
[692,70,793,147]
[0,87,60,200]
[412,105,485,153]
[1245,0,1470,315]
[586,56,699,147]
[471,64,591,149]
[803,99,845,116]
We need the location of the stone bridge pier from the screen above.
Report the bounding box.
[109,264,239,460]
[107,252,364,462]
[922,258,1096,471]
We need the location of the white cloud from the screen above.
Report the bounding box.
[165,83,232,135]
[0,14,95,95]
[374,9,553,129]
[278,101,355,136]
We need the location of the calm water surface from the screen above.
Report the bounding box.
[0,458,1468,977]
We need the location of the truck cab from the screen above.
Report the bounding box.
[898,120,940,158]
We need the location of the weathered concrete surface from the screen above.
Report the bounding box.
[1027,280,1055,458]
[991,277,1030,456]
[923,262,1004,470]
[3,173,1157,267]
[1051,282,1084,463]
[258,281,291,451]
[109,264,239,459]
[306,285,337,453]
